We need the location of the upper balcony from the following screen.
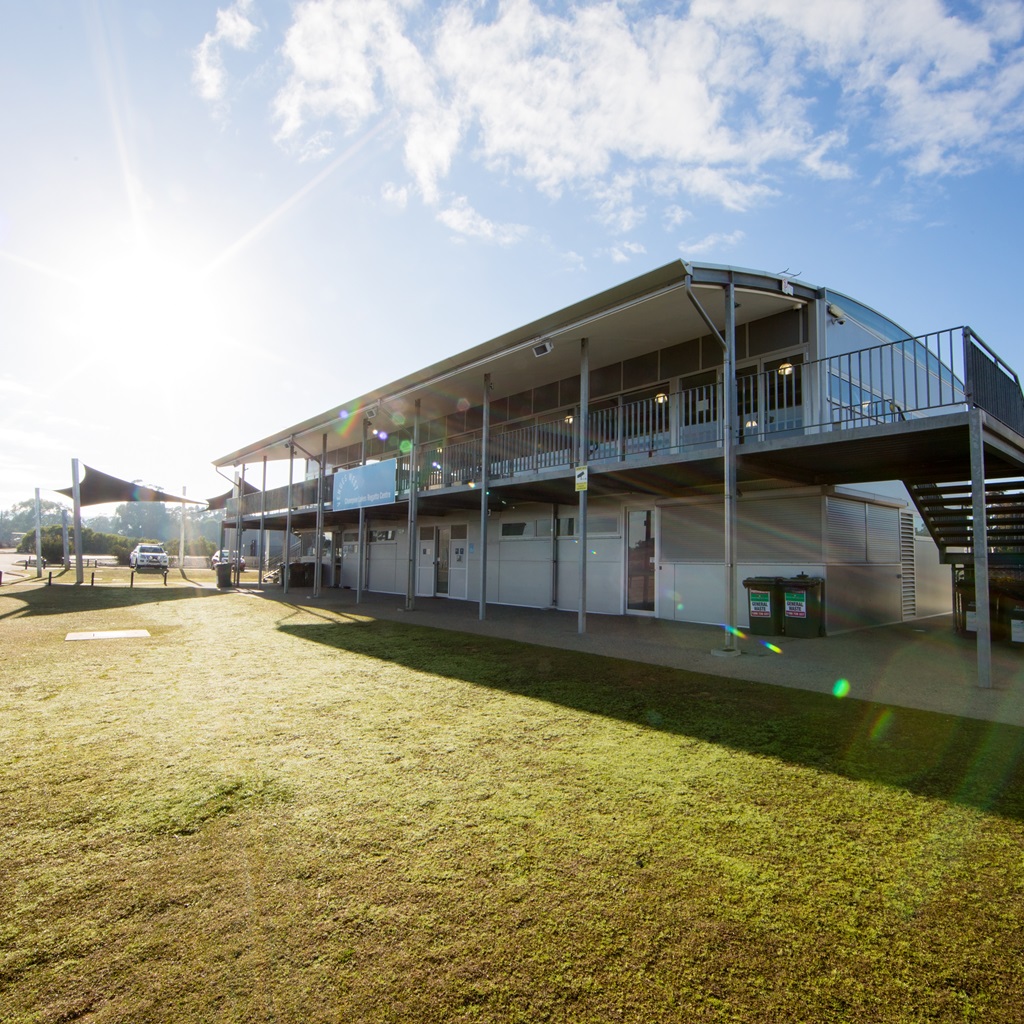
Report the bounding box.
[229,327,1024,520]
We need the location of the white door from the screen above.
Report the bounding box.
[449,525,469,599]
[340,531,359,589]
[416,526,435,596]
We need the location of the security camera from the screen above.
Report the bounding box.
[827,303,847,325]
[532,339,553,358]
[365,406,378,420]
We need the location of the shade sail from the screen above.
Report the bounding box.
[56,465,203,507]
[205,480,261,511]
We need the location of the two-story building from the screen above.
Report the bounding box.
[214,260,1024,684]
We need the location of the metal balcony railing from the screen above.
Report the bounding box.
[228,327,1022,517]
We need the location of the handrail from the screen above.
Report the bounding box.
[228,328,1022,514]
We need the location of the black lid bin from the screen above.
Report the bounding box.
[781,575,825,638]
[742,577,784,636]
[216,562,233,589]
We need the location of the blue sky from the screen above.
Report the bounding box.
[2,0,1023,511]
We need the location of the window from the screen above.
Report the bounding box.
[587,514,620,535]
[501,522,529,538]
[557,517,575,537]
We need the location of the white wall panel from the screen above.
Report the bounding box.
[825,564,902,632]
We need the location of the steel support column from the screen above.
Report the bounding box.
[578,337,589,635]
[969,406,993,688]
[284,441,294,595]
[406,400,420,611]
[479,373,491,621]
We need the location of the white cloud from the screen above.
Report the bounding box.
[607,241,647,264]
[663,205,692,230]
[436,197,529,245]
[680,230,746,257]
[382,182,409,209]
[212,0,1023,230]
[192,0,260,105]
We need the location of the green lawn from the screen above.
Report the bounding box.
[2,580,1024,1022]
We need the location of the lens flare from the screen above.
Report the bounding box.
[832,678,851,698]
[870,709,894,741]
[399,439,412,454]
[457,397,470,412]
[762,641,783,654]
[724,625,747,638]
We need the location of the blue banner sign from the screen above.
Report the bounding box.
[332,459,397,511]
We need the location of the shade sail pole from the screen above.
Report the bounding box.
[34,488,42,579]
[179,486,187,575]
[72,460,83,584]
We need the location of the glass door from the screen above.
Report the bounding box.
[626,508,656,613]
[436,525,451,595]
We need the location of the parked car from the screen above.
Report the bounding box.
[129,543,169,571]
[211,549,246,571]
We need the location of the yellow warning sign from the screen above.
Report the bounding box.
[575,466,588,491]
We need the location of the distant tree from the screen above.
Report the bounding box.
[16,525,140,565]
[4,498,70,534]
[114,502,171,540]
[84,514,118,534]
[164,535,216,558]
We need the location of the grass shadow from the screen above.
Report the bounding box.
[280,618,1024,822]
[0,582,222,620]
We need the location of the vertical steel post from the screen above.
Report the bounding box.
[71,464,83,585]
[234,467,245,586]
[479,373,491,620]
[314,434,326,597]
[406,399,420,610]
[357,420,367,605]
[284,441,294,595]
[969,406,993,688]
[578,337,590,635]
[179,486,186,575]
[258,456,267,584]
[61,507,70,569]
[722,279,739,652]
[34,488,42,578]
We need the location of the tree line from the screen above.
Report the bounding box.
[2,497,224,560]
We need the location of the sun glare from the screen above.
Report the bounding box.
[70,241,227,370]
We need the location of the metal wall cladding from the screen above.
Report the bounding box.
[826,496,901,564]
[661,495,823,564]
[660,502,724,562]
[826,496,868,562]
[737,496,823,563]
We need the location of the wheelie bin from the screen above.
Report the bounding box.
[781,574,825,637]
[742,577,784,636]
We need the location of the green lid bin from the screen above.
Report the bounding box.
[781,574,825,637]
[742,577,784,636]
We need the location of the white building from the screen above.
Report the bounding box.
[214,261,1024,677]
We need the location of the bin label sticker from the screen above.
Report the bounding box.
[1013,617,1024,643]
[785,591,807,618]
[965,609,977,633]
[749,590,771,617]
